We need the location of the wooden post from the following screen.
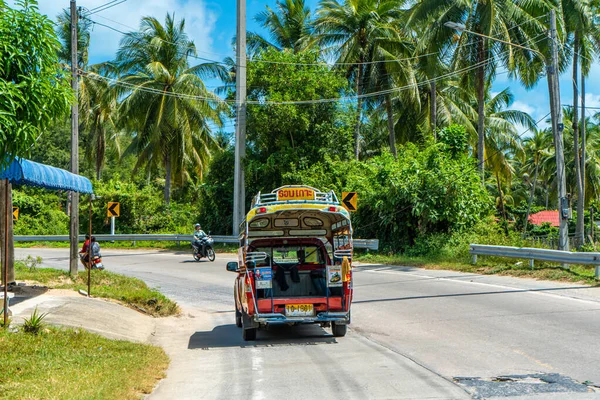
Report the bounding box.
[87,195,92,297]
[3,179,9,326]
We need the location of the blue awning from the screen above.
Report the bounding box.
[0,157,93,194]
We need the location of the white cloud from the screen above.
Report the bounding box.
[511,100,535,116]
[584,93,600,109]
[14,0,220,63]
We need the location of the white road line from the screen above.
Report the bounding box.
[364,269,600,306]
[251,347,265,400]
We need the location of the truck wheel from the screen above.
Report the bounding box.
[235,307,242,328]
[242,313,257,341]
[332,322,347,337]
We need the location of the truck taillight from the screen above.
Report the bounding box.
[245,274,253,293]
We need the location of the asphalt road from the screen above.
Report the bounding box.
[15,248,600,399]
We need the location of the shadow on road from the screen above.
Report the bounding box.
[188,323,338,349]
[2,284,49,307]
[353,285,595,304]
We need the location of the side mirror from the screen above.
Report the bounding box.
[226,261,239,272]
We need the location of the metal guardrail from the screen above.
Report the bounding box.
[14,235,379,250]
[470,244,600,278]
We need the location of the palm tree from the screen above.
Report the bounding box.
[562,0,599,246]
[249,0,314,54]
[481,88,533,203]
[408,0,549,181]
[114,14,227,204]
[315,0,405,159]
[56,8,92,70]
[79,66,120,180]
[522,129,553,232]
[362,29,418,158]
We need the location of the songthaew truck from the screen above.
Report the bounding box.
[226,186,354,341]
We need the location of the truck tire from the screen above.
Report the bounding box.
[242,313,257,341]
[332,322,347,337]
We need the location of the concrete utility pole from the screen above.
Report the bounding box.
[232,0,246,237]
[69,0,80,275]
[547,9,569,251]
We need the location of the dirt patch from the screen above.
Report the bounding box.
[9,284,78,298]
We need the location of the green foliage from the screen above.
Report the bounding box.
[12,188,70,235]
[285,143,492,251]
[197,149,235,235]
[22,307,48,335]
[0,0,72,165]
[13,178,198,236]
[246,48,353,192]
[438,124,469,158]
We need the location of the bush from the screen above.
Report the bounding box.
[284,144,492,251]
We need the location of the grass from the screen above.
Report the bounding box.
[0,326,168,400]
[15,241,239,253]
[15,262,179,317]
[356,252,600,286]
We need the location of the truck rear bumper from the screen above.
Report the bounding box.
[254,312,349,325]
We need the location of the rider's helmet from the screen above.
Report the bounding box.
[195,223,201,229]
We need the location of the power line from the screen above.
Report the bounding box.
[81,14,548,69]
[86,0,128,15]
[79,53,511,106]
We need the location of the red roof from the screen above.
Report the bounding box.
[528,210,559,227]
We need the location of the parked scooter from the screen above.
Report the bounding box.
[192,235,216,262]
[79,236,104,270]
[79,253,104,270]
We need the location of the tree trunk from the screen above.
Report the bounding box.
[476,36,486,183]
[496,172,508,235]
[164,152,171,205]
[385,94,397,159]
[0,180,15,285]
[96,126,105,181]
[354,63,363,160]
[581,71,586,207]
[572,33,584,248]
[430,81,437,139]
[524,162,539,233]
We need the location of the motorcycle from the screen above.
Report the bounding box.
[79,253,105,270]
[192,235,216,262]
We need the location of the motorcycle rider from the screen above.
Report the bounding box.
[192,223,208,256]
[79,234,91,267]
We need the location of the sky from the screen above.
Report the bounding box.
[15,0,600,134]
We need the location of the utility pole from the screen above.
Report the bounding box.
[547,9,569,251]
[232,0,246,237]
[69,0,80,275]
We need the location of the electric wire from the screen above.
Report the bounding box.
[78,53,511,106]
[85,0,128,15]
[80,13,548,68]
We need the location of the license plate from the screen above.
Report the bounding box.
[285,304,314,317]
